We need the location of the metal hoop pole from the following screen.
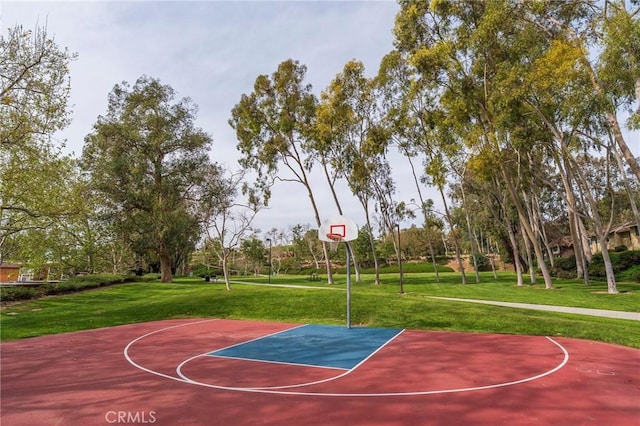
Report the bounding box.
[346,242,351,329]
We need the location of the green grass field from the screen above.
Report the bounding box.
[1,272,639,348]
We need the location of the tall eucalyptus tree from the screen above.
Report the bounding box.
[315,60,387,284]
[392,0,568,288]
[230,60,334,284]
[83,76,213,282]
[377,49,468,283]
[535,0,640,182]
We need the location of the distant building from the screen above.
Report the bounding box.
[551,236,575,258]
[0,263,21,283]
[590,221,640,253]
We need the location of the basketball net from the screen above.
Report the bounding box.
[326,233,343,253]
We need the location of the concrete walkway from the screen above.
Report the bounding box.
[428,297,640,321]
[230,281,343,291]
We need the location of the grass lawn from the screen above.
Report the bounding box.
[1,272,638,348]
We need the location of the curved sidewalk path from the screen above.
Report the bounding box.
[429,297,640,321]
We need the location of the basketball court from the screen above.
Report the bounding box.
[1,317,639,425]
[2,216,639,424]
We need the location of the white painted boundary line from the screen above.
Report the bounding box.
[123,319,219,383]
[124,320,570,398]
[203,353,349,371]
[254,328,407,390]
[174,336,569,397]
[205,323,308,354]
[178,328,406,391]
[202,323,352,372]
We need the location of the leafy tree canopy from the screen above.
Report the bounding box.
[82,76,215,282]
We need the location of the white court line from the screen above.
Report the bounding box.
[178,328,406,390]
[123,319,220,383]
[204,353,349,371]
[124,320,570,397]
[175,336,569,397]
[206,323,308,354]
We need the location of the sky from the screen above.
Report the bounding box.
[2,0,639,239]
[2,0,418,237]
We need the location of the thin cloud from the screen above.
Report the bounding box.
[2,0,430,232]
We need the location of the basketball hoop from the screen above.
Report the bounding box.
[318,215,359,329]
[326,233,343,252]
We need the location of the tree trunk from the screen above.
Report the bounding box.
[501,165,554,289]
[576,51,640,181]
[406,154,440,282]
[427,231,440,282]
[535,195,555,269]
[307,240,320,269]
[488,253,497,279]
[364,214,381,285]
[605,105,640,182]
[302,180,334,284]
[493,177,524,286]
[159,250,173,283]
[505,222,524,286]
[389,226,405,292]
[322,161,361,282]
[460,183,480,283]
[568,156,618,294]
[550,146,588,282]
[569,210,584,277]
[222,253,232,291]
[613,142,640,226]
[439,186,467,284]
[599,242,619,295]
[347,244,361,282]
[577,218,591,287]
[521,223,537,284]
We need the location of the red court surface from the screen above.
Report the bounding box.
[1,318,639,425]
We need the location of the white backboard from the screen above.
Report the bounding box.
[318,215,359,242]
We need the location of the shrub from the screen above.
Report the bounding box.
[0,286,39,302]
[588,250,640,279]
[472,255,492,272]
[0,274,138,303]
[139,273,161,282]
[64,274,126,286]
[190,264,223,278]
[553,256,577,278]
[554,256,576,271]
[618,264,640,283]
[616,250,640,271]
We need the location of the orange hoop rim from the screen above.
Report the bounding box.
[326,233,344,242]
